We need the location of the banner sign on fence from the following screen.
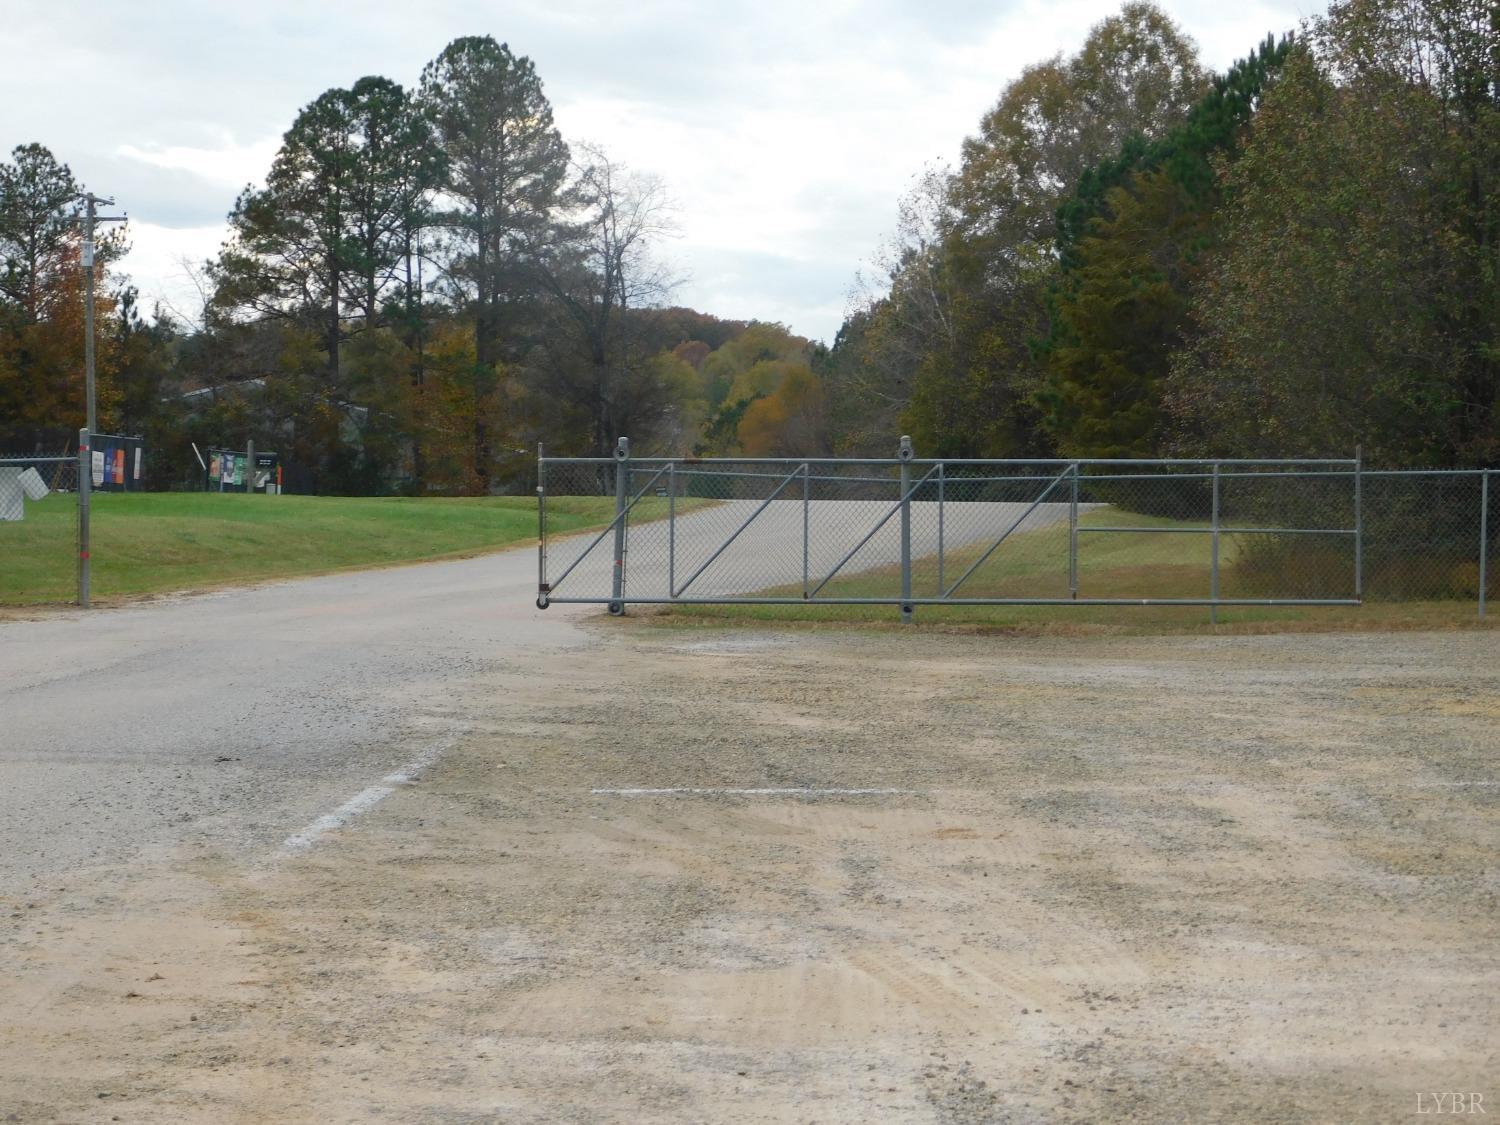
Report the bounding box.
[89,434,145,492]
[206,447,280,493]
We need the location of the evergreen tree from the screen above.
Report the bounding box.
[898,1,1208,459]
[420,37,569,485]
[213,78,441,491]
[339,77,444,334]
[0,144,80,326]
[1039,34,1292,456]
[216,88,359,382]
[1168,0,1500,465]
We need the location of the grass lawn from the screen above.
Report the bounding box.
[647,507,1494,635]
[0,492,654,606]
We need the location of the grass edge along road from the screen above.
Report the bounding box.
[0,492,682,606]
[648,508,1496,636]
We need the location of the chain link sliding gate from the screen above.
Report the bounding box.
[536,438,1380,620]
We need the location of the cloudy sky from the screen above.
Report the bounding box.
[5,0,1312,343]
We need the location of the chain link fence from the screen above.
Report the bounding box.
[538,440,1495,620]
[0,452,81,604]
[4,437,1492,616]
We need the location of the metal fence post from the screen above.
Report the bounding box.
[669,460,677,598]
[937,461,945,596]
[535,450,1381,612]
[801,462,809,599]
[536,442,547,608]
[610,436,629,615]
[899,435,913,623]
[77,427,91,608]
[1354,445,1363,600]
[1210,462,1221,625]
[1480,469,1489,620]
[1069,463,1079,600]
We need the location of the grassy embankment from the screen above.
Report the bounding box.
[0,492,664,605]
[649,508,1494,634]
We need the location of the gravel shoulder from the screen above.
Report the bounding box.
[3,624,1496,1123]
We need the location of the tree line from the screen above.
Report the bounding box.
[0,35,824,491]
[2,1,1495,492]
[824,0,1498,467]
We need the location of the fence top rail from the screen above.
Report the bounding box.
[0,455,73,462]
[540,455,1361,467]
[540,465,1485,486]
[1359,468,1492,477]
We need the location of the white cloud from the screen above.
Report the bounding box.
[118,222,229,329]
[116,136,280,190]
[6,0,1316,343]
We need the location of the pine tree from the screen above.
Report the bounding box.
[420,37,569,486]
[1040,34,1293,456]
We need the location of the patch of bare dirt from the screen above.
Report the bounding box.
[3,627,1496,1122]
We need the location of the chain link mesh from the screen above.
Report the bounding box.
[0,455,81,604]
[539,456,1494,614]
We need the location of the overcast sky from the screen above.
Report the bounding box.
[5,0,1313,344]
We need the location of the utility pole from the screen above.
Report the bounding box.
[70,192,124,610]
[72,192,127,434]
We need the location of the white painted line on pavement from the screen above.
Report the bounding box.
[283,741,451,852]
[591,787,919,797]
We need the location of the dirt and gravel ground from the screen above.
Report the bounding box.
[3,615,1495,1123]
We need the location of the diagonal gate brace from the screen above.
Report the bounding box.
[546,463,672,598]
[942,465,1075,599]
[808,463,943,599]
[672,465,808,598]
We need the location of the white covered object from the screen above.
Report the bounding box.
[19,467,48,501]
[0,468,21,521]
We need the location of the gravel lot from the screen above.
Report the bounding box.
[3,616,1495,1123]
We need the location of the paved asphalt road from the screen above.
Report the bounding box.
[0,497,1078,892]
[0,547,591,892]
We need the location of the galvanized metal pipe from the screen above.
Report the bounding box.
[544,461,672,597]
[801,463,810,598]
[549,596,1364,607]
[543,455,1358,467]
[1081,525,1355,535]
[1354,445,1363,599]
[937,462,945,596]
[672,465,808,598]
[808,463,944,599]
[899,436,913,623]
[1069,463,1079,601]
[77,427,90,608]
[535,446,1450,613]
[1211,462,1220,625]
[611,437,630,610]
[644,466,898,485]
[1481,469,1489,620]
[547,465,1369,485]
[943,467,1072,598]
[536,442,547,600]
[668,461,676,597]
